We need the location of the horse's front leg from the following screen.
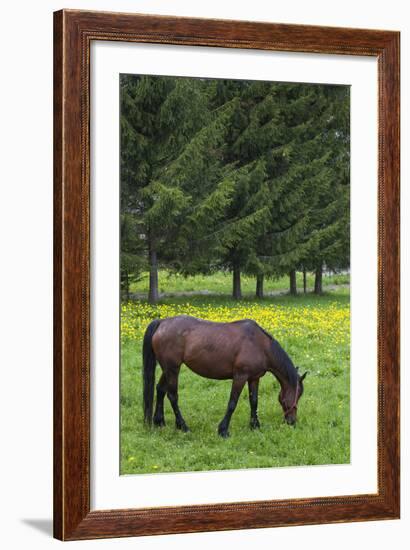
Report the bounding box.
[218,375,247,438]
[248,378,260,430]
[166,366,190,433]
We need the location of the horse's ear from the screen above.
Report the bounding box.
[300,371,308,382]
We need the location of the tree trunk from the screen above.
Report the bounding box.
[256,273,264,299]
[148,244,159,304]
[289,269,297,296]
[303,268,307,294]
[232,261,242,300]
[314,264,323,295]
[124,271,129,301]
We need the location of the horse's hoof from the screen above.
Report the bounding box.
[250,419,260,430]
[176,423,190,433]
[153,418,165,427]
[218,427,230,438]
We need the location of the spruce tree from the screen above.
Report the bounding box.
[241,83,326,297]
[250,83,349,297]
[120,74,210,302]
[206,80,285,299]
[120,75,350,302]
[301,85,350,294]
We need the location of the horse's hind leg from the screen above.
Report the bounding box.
[218,375,247,438]
[165,365,190,433]
[248,379,260,430]
[153,373,167,427]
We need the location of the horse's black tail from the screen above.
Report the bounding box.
[142,319,161,425]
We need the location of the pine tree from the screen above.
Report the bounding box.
[153,96,240,276]
[155,80,276,298]
[120,75,210,302]
[239,83,325,297]
[206,80,284,299]
[120,76,350,302]
[300,85,350,294]
[249,83,349,297]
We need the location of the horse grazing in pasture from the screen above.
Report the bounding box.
[142,315,307,437]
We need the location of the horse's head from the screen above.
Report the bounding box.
[278,370,308,426]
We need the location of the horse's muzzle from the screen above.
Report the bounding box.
[285,416,296,427]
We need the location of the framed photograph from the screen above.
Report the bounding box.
[54,9,400,540]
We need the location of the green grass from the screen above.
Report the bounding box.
[120,288,350,475]
[129,270,350,295]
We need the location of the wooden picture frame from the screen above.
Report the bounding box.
[53,9,400,540]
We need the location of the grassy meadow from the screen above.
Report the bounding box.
[128,270,349,296]
[120,272,350,475]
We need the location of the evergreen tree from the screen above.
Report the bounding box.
[120,75,350,301]
[120,74,210,302]
[152,96,240,276]
[240,83,327,297]
[249,83,349,297]
[206,80,284,299]
[300,85,350,294]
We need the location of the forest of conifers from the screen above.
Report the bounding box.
[120,74,350,303]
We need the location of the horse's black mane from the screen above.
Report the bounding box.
[257,324,299,388]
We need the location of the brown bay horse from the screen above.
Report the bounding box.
[142,315,307,437]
